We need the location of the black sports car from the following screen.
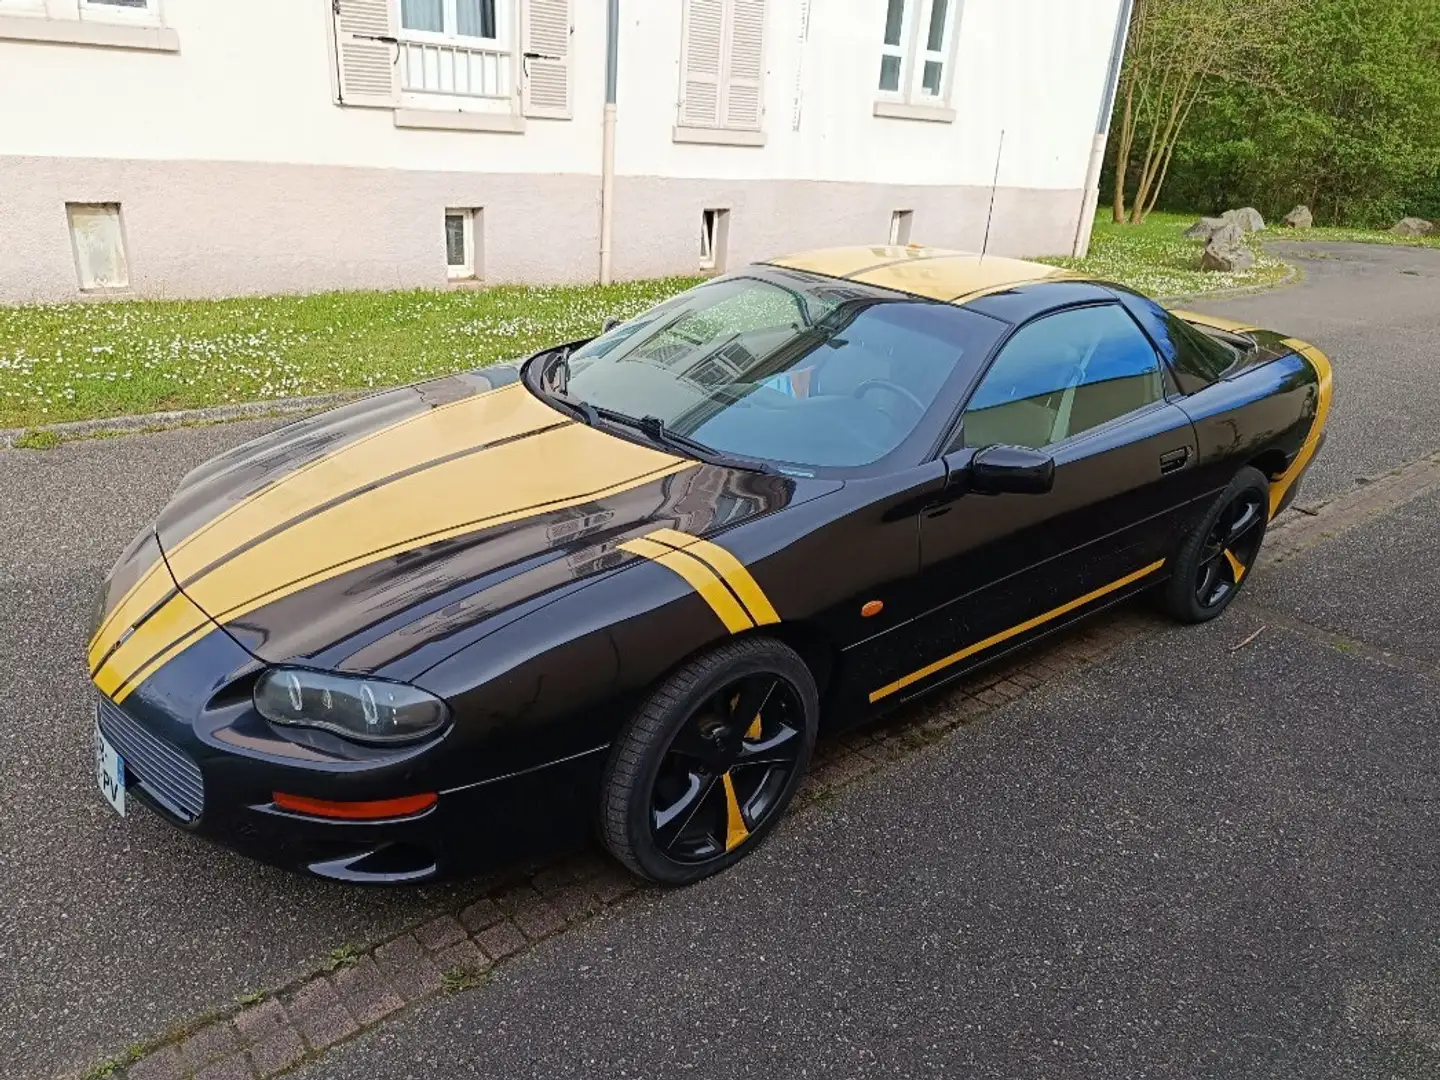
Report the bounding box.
[88,246,1332,884]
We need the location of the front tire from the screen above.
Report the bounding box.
[1161,465,1270,624]
[599,637,818,885]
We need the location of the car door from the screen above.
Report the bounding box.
[869,302,1200,705]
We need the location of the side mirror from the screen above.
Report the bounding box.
[602,316,622,333]
[970,444,1055,495]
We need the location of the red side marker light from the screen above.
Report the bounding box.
[272,791,438,820]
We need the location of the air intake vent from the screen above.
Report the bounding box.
[97,696,204,821]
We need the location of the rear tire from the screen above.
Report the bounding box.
[599,637,818,886]
[1161,466,1270,624]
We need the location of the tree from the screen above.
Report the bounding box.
[1155,0,1440,225]
[1111,0,1307,224]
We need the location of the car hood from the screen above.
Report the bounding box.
[152,369,817,673]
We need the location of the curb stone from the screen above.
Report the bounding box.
[1156,254,1304,306]
[74,450,1440,1080]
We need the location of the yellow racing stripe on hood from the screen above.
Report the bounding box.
[163,383,562,589]
[94,590,211,700]
[178,421,691,628]
[89,382,541,674]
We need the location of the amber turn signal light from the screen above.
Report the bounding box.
[861,600,884,617]
[272,791,438,820]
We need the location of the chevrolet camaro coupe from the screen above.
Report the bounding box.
[88,246,1332,885]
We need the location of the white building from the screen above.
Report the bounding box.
[0,0,1128,304]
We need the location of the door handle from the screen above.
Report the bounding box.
[1159,447,1191,474]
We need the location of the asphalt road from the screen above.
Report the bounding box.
[296,601,1439,1079]
[1192,241,1440,505]
[2,241,1437,1078]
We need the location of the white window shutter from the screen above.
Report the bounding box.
[523,0,573,119]
[722,0,766,130]
[332,0,397,108]
[679,0,725,128]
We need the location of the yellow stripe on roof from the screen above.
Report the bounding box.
[850,254,1068,302]
[765,246,1077,306]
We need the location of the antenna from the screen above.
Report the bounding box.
[981,128,1005,259]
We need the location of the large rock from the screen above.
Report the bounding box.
[1184,216,1227,240]
[1207,221,1247,249]
[1391,217,1435,237]
[1198,236,1255,272]
[1282,205,1314,229]
[1222,207,1266,232]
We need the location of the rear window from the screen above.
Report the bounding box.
[1117,291,1239,385]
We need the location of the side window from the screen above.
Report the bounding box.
[963,305,1164,450]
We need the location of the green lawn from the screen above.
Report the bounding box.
[0,279,699,429]
[1038,210,1292,297]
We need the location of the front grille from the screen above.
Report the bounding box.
[96,696,205,821]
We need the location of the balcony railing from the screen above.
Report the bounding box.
[399,39,511,100]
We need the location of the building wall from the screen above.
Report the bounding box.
[0,0,1124,303]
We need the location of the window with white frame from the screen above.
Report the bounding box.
[398,0,512,101]
[878,0,959,103]
[677,0,767,135]
[445,208,483,280]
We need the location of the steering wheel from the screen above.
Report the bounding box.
[852,379,927,423]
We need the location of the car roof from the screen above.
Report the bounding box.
[764,245,1083,307]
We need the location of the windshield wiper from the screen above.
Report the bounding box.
[537,348,603,427]
[594,407,778,475]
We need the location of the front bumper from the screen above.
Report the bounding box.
[97,674,606,884]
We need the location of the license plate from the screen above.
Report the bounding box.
[94,724,126,817]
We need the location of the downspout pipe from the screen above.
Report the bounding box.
[599,0,619,284]
[1072,0,1134,258]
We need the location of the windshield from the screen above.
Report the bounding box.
[560,274,994,469]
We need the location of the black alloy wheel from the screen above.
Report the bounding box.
[1195,487,1266,610]
[600,638,818,884]
[651,672,805,863]
[1161,465,1271,624]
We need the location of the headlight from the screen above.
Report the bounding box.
[254,668,449,745]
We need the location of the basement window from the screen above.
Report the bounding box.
[889,209,914,245]
[81,0,160,20]
[67,203,130,291]
[700,208,730,272]
[445,207,483,280]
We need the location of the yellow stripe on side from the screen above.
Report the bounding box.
[869,560,1167,704]
[644,528,780,626]
[1269,340,1334,518]
[618,538,754,634]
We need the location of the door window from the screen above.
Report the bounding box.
[962,305,1164,450]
